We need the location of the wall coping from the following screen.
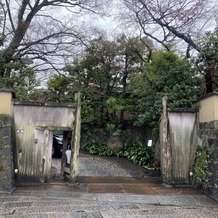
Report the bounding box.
[194,92,218,103]
[14,102,75,108]
[0,88,15,98]
[168,108,198,113]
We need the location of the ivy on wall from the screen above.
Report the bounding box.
[194,140,214,188]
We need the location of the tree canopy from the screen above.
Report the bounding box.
[1,0,217,129]
[196,28,218,93]
[42,36,203,128]
[129,50,202,126]
[64,35,148,125]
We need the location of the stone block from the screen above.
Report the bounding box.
[214,121,218,129]
[208,138,216,146]
[198,121,218,197]
[0,115,12,126]
[0,115,14,192]
[211,149,218,159]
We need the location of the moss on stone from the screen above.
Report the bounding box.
[0,114,11,128]
[194,140,213,188]
[0,165,4,171]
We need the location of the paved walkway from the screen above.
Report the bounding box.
[1,152,217,217]
[18,177,204,195]
[0,187,217,217]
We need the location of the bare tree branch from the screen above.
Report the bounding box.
[5,0,15,32]
[0,0,110,77]
[122,0,216,53]
[136,7,171,51]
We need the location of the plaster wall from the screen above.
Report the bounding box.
[0,91,13,115]
[192,93,218,123]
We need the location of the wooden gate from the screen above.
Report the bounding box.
[160,107,197,185]
[13,103,75,183]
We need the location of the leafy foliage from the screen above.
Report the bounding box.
[28,88,53,103]
[57,35,147,128]
[129,50,202,127]
[82,141,115,156]
[196,28,218,93]
[47,75,73,103]
[118,142,154,167]
[82,141,154,167]
[0,61,39,101]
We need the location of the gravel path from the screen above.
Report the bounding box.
[52,151,146,179]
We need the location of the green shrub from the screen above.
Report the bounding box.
[82,141,154,167]
[83,141,114,156]
[118,142,154,167]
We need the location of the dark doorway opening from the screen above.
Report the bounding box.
[52,131,63,158]
[51,130,72,182]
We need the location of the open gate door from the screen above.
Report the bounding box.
[35,128,53,183]
[15,128,53,183]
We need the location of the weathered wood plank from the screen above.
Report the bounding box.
[69,92,81,183]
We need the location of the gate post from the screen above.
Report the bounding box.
[160,96,173,184]
[69,92,81,183]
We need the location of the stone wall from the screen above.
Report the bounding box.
[0,115,14,193]
[197,121,218,197]
[81,126,147,148]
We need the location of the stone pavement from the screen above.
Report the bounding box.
[1,152,217,217]
[0,186,218,218]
